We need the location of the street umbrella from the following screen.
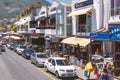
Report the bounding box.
[77,43,81,60]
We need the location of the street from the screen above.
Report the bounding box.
[0,46,79,80]
[0,46,57,80]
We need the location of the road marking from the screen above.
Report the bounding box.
[37,68,56,80]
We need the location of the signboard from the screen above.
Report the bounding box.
[31,33,39,39]
[51,37,59,42]
[75,0,93,9]
[90,32,110,40]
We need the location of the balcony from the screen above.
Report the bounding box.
[76,24,91,36]
[36,25,56,29]
[36,25,56,35]
[111,7,120,16]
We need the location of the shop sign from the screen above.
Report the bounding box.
[111,26,120,40]
[75,0,93,9]
[45,35,50,40]
[108,24,120,29]
[51,37,59,42]
[90,32,110,40]
[31,33,39,39]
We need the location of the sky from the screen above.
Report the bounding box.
[47,0,72,3]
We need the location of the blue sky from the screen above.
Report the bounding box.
[47,0,72,3]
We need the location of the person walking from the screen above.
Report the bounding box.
[100,68,108,80]
[107,63,114,80]
[84,62,95,80]
[94,65,100,79]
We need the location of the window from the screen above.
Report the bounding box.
[51,7,56,12]
[56,60,70,66]
[48,58,52,63]
[51,59,55,65]
[32,53,35,57]
[41,12,45,15]
[30,21,37,28]
[111,0,120,16]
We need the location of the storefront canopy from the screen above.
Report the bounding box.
[90,28,111,40]
[67,7,92,17]
[61,37,90,47]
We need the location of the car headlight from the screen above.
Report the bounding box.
[59,69,65,72]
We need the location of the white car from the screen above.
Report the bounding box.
[44,57,76,78]
[16,45,26,55]
[30,52,48,67]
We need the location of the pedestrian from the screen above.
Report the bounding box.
[84,62,95,80]
[95,48,101,55]
[107,63,114,80]
[99,68,108,80]
[94,65,100,79]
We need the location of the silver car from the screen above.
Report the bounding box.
[30,52,48,67]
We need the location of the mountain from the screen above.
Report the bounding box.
[0,0,51,19]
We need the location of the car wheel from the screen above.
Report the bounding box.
[55,71,59,78]
[44,66,48,72]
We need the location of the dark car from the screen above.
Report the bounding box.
[22,48,35,59]
[13,45,18,52]
[9,43,16,50]
[0,45,5,52]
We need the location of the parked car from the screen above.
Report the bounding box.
[13,45,18,52]
[16,45,26,55]
[30,52,48,67]
[1,39,6,45]
[0,44,5,52]
[44,57,76,78]
[91,54,104,63]
[6,42,14,48]
[9,43,16,50]
[22,47,34,59]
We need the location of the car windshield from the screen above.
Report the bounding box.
[37,54,48,58]
[26,49,34,52]
[20,46,26,48]
[56,60,70,66]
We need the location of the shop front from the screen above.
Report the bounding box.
[109,24,120,75]
[61,36,90,67]
[90,24,120,75]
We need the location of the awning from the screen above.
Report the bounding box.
[67,7,92,17]
[90,28,111,40]
[61,37,90,47]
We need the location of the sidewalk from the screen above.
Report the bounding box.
[74,65,120,80]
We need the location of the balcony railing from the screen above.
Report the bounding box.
[76,24,91,36]
[111,7,120,16]
[36,25,56,29]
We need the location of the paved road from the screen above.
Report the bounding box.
[0,46,57,80]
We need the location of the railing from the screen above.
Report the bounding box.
[76,24,91,35]
[111,7,120,16]
[36,25,56,29]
